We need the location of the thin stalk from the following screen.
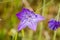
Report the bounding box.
[21,30,26,40]
[53,31,57,40]
[53,4,60,40]
[55,4,60,21]
[15,32,18,40]
[38,0,45,40]
[21,30,24,37]
[42,0,45,16]
[38,22,43,40]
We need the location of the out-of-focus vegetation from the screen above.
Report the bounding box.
[0,0,60,40]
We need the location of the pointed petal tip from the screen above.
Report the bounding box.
[22,7,28,11]
[16,12,21,17]
[36,14,45,21]
[16,13,18,16]
[33,29,36,31]
[28,23,37,31]
[17,27,21,32]
[42,16,45,20]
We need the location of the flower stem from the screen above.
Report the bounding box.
[38,0,45,40]
[22,30,24,37]
[38,22,43,40]
[21,30,24,37]
[53,31,57,40]
[55,4,60,21]
[15,32,18,40]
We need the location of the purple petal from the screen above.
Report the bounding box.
[33,14,45,22]
[21,8,34,16]
[27,21,37,31]
[36,14,45,20]
[18,20,27,31]
[16,8,28,20]
[16,12,23,20]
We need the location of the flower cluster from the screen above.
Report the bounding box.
[16,8,60,31]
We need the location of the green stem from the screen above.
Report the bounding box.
[53,31,57,40]
[21,30,25,40]
[38,22,43,40]
[55,4,60,21]
[15,32,18,40]
[38,0,45,40]
[21,30,24,37]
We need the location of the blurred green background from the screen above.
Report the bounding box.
[0,0,60,40]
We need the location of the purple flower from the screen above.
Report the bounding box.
[48,19,60,30]
[16,8,45,31]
